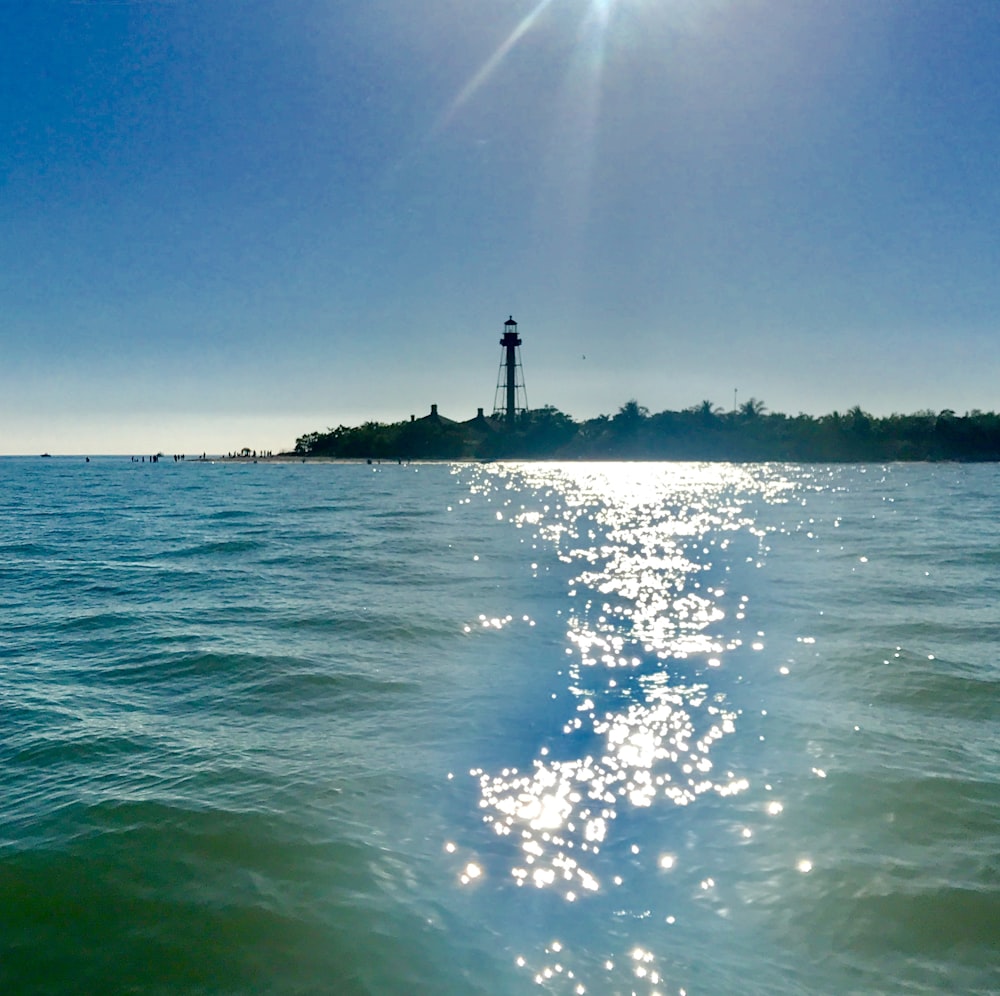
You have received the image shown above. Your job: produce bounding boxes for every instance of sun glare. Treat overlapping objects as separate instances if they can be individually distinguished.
[435,0,557,131]
[435,0,646,131]
[434,0,721,136]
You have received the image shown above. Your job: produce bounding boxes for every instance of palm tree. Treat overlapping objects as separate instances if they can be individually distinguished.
[615,399,649,425]
[739,397,767,419]
[683,400,721,426]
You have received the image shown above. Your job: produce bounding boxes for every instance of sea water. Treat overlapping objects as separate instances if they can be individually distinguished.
[0,457,997,995]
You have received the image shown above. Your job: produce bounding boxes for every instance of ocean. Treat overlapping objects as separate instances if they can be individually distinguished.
[1,457,997,995]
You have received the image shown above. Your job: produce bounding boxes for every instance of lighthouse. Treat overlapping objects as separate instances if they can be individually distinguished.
[493,315,527,426]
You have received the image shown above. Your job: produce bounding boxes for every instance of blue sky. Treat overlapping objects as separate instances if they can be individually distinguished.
[3,0,1000,454]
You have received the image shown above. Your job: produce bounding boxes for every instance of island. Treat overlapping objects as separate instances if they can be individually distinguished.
[292,401,1000,462]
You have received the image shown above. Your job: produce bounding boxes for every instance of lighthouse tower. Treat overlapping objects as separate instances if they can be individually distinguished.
[492,315,527,426]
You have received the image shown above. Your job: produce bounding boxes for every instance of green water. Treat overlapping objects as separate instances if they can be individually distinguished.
[1,458,997,994]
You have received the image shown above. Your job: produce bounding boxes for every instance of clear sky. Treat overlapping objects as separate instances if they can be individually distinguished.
[3,0,1000,454]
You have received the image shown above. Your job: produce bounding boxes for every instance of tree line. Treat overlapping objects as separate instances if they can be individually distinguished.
[293,401,1000,462]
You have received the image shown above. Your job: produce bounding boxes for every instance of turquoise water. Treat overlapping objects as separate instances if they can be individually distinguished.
[1,458,997,994]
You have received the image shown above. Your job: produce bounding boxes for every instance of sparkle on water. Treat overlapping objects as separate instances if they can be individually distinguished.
[450,461,797,991]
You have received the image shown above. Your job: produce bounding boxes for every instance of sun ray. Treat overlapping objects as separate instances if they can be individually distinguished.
[525,0,613,303]
[433,0,558,133]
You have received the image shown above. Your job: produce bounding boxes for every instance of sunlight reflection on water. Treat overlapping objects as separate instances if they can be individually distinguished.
[451,462,795,991]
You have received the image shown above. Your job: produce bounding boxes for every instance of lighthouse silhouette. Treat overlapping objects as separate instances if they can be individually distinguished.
[492,316,527,427]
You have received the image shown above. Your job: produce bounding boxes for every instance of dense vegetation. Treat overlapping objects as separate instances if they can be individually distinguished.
[293,401,1000,462]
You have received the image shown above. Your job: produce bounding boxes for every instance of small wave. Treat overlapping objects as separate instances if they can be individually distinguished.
[248,669,420,714]
[43,609,141,635]
[269,610,456,644]
[861,650,1000,721]
[7,731,149,769]
[0,542,55,558]
[153,539,267,559]
[823,770,1000,848]
[105,648,286,685]
[204,509,257,521]
[834,883,1000,957]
